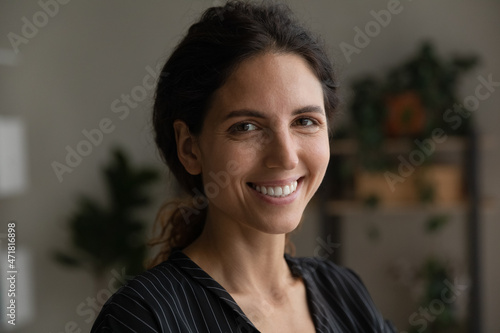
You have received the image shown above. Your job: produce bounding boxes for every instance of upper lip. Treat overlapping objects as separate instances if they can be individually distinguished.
[248,177,301,187]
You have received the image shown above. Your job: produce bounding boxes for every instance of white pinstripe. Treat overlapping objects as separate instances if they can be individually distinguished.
[91,250,396,333]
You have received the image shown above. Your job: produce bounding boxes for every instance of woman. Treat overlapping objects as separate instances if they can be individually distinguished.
[92,1,396,332]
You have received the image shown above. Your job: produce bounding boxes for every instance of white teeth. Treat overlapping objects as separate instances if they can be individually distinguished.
[252,180,299,198]
[283,186,290,196]
[274,187,282,196]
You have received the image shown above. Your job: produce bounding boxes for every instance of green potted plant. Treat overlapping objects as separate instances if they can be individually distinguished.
[348,41,477,205]
[54,148,159,289]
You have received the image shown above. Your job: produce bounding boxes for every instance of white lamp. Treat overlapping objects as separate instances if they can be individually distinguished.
[0,116,28,198]
[0,48,17,67]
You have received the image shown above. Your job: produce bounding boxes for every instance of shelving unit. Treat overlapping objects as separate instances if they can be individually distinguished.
[331,136,468,156]
[319,131,482,332]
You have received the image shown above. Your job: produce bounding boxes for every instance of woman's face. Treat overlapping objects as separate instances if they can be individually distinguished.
[190,52,330,235]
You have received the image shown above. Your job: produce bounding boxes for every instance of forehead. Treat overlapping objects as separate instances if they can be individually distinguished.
[207,52,324,120]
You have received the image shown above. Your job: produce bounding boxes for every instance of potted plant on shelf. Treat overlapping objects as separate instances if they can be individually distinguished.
[348,41,478,206]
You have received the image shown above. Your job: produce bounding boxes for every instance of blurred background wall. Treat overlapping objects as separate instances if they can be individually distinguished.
[0,1,498,332]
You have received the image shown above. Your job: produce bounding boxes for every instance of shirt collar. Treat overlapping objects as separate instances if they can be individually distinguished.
[167,249,317,331]
[168,248,258,330]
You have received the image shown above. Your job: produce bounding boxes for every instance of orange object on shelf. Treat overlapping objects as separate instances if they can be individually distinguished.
[384,91,426,137]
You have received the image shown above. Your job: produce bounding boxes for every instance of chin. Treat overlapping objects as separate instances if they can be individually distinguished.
[261,217,302,235]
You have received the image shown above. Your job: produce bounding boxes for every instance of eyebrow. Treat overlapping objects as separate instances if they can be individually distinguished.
[223,105,325,120]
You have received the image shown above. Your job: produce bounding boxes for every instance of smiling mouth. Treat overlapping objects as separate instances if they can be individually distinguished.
[248,179,299,198]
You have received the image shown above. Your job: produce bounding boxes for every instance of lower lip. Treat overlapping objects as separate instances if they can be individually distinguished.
[248,178,302,206]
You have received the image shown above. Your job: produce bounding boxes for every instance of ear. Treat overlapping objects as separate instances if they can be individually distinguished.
[173,120,202,175]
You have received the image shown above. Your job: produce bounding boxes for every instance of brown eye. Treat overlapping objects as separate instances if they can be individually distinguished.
[295,118,316,127]
[230,122,258,133]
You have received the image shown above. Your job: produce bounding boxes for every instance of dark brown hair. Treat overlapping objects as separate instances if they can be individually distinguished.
[149,0,338,267]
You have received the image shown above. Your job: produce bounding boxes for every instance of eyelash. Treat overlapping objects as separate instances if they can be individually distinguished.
[229,122,259,133]
[293,117,319,127]
[228,117,320,134]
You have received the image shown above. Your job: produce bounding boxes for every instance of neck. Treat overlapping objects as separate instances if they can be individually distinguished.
[182,213,294,296]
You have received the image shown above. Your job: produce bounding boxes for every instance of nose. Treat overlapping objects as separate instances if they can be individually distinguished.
[264,128,299,170]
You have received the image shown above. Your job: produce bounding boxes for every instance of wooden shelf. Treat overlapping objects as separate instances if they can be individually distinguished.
[325,198,495,216]
[331,137,468,155]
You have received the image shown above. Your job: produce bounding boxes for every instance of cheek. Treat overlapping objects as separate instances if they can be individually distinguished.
[200,144,254,186]
[306,135,330,172]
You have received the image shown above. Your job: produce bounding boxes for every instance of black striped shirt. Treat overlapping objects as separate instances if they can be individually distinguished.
[91,249,396,332]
